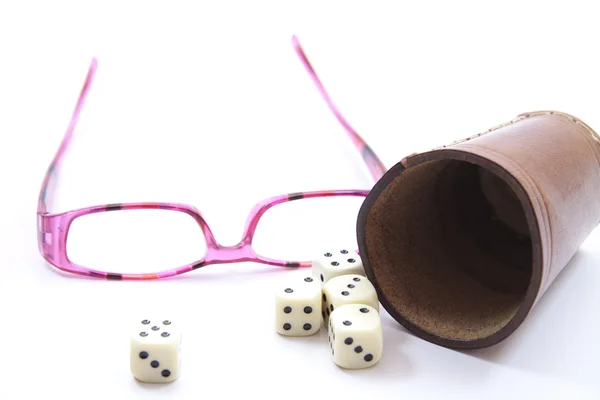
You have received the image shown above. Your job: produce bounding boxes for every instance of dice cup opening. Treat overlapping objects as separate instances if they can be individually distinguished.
[357,150,543,349]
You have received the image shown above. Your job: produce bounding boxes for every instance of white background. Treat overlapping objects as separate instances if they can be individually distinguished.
[1,1,600,399]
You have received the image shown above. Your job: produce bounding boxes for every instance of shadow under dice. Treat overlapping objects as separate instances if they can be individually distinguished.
[312,248,365,285]
[328,304,382,369]
[130,319,181,383]
[322,274,378,324]
[276,276,322,336]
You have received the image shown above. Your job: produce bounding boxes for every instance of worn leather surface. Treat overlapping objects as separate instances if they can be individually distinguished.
[357,111,600,349]
[445,111,600,300]
[442,111,600,297]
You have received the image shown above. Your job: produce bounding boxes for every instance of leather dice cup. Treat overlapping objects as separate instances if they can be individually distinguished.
[356,111,600,349]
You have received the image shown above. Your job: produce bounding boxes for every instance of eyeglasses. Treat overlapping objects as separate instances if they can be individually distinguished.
[36,35,387,280]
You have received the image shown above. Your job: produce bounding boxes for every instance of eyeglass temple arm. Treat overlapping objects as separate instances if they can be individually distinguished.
[37,37,384,214]
[37,58,97,214]
[291,35,387,182]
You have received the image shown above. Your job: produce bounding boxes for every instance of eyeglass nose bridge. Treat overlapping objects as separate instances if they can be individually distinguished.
[202,240,258,264]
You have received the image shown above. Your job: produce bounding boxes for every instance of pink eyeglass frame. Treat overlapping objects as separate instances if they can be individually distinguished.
[36,35,387,280]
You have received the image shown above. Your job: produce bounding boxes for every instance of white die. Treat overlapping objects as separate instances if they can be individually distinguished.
[322,274,378,324]
[328,304,382,369]
[130,318,181,383]
[275,275,322,336]
[312,248,365,285]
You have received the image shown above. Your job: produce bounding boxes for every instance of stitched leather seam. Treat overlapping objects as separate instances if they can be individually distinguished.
[457,143,552,297]
[433,110,600,151]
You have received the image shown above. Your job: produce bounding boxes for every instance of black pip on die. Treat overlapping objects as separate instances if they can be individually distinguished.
[328,304,382,369]
[131,319,181,383]
[276,276,322,336]
[312,249,365,285]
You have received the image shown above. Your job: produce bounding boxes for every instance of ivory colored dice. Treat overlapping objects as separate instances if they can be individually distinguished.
[322,274,378,324]
[328,304,382,369]
[130,318,182,383]
[312,249,365,285]
[275,276,322,336]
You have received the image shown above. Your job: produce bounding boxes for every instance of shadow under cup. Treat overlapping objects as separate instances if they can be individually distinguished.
[357,111,600,349]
